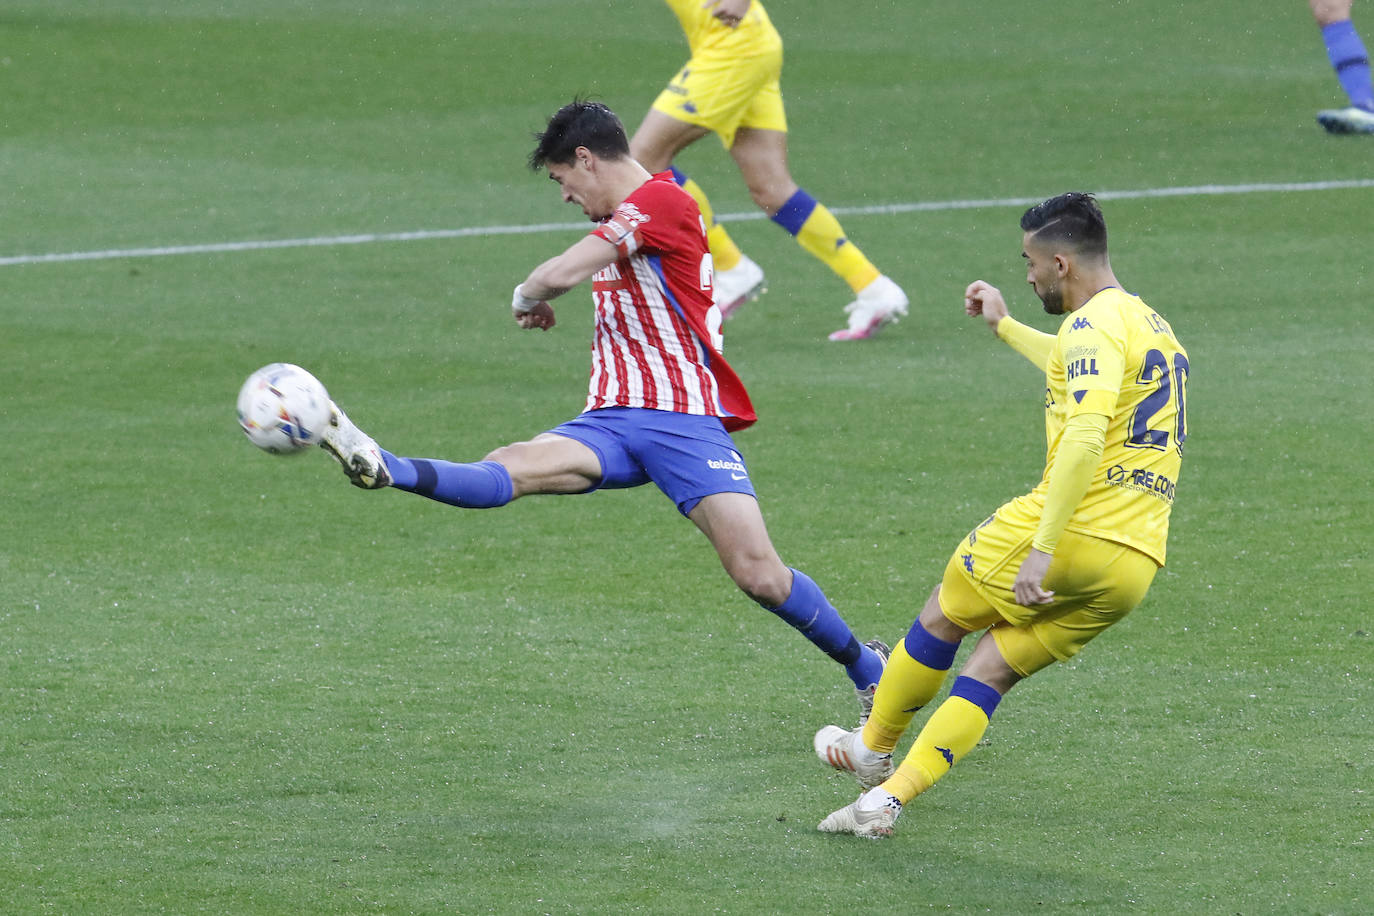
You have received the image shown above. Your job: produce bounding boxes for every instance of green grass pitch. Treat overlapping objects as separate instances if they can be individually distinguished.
[2,1,1370,912]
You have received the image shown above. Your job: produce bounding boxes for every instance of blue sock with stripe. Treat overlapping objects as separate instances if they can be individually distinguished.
[1323,20,1374,110]
[381,451,513,508]
[766,568,883,689]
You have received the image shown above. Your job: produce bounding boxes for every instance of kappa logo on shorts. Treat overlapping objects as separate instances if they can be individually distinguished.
[961,553,975,574]
[706,450,748,481]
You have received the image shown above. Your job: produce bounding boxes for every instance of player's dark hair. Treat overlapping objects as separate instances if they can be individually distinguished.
[528,100,631,170]
[1020,192,1108,257]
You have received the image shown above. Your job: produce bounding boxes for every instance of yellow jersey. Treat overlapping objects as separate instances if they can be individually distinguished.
[663,0,782,56]
[1007,288,1189,565]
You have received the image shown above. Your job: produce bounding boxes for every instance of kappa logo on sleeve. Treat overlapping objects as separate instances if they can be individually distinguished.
[1071,317,1094,331]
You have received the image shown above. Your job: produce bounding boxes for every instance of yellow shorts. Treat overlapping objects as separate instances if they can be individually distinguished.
[938,512,1159,677]
[650,48,787,149]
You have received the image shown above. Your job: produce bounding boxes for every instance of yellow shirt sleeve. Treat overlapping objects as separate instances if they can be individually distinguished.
[996,316,1055,370]
[1033,411,1109,554]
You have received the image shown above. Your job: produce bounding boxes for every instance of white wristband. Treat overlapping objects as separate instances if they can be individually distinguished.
[512,284,542,315]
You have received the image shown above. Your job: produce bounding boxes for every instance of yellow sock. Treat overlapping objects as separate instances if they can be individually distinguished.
[862,637,952,753]
[772,189,879,293]
[707,224,742,272]
[670,168,742,272]
[883,677,1002,805]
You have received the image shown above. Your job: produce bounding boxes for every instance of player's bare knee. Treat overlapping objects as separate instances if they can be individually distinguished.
[729,559,790,606]
[1310,0,1352,26]
[961,638,1022,694]
[920,585,944,618]
[918,587,967,642]
[748,182,791,214]
[482,444,515,464]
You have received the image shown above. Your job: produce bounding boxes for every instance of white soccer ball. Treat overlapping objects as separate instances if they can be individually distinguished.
[236,363,332,455]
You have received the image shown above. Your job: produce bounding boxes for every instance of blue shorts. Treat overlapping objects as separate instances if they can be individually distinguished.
[547,407,757,516]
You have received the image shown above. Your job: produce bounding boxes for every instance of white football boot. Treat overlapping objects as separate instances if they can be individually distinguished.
[713,254,766,319]
[817,790,903,839]
[828,275,909,341]
[814,724,894,791]
[1316,105,1374,134]
[320,401,391,489]
[856,638,891,726]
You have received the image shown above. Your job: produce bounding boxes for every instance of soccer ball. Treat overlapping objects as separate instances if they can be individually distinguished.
[236,363,332,455]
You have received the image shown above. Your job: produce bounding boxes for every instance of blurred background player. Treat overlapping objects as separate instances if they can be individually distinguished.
[1311,0,1374,133]
[811,194,1190,838]
[629,0,909,340]
[319,101,887,727]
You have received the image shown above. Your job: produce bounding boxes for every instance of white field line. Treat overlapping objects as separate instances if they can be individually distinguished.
[2,178,1371,268]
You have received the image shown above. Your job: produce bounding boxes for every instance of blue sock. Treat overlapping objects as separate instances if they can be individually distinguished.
[1323,20,1374,110]
[765,569,883,689]
[381,451,513,509]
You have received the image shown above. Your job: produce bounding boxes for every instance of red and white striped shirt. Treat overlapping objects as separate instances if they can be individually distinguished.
[586,173,756,431]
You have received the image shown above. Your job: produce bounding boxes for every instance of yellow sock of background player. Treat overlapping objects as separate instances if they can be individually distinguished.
[883,676,1002,804]
[668,166,742,272]
[771,188,880,293]
[862,621,961,753]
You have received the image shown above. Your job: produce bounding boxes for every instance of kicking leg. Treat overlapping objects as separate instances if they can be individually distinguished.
[383,433,602,507]
[322,399,601,507]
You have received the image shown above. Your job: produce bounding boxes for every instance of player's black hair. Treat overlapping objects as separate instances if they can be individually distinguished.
[528,99,631,171]
[1020,192,1108,257]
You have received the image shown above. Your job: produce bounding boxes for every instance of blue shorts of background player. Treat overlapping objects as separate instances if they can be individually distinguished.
[323,402,887,715]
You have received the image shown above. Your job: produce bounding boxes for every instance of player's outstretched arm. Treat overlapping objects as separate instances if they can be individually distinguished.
[966,280,1054,369]
[964,280,1009,330]
[524,235,619,298]
[511,285,556,330]
[513,235,620,330]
